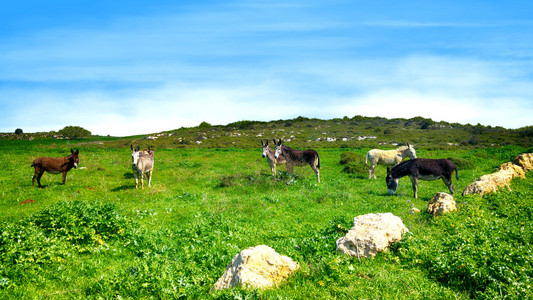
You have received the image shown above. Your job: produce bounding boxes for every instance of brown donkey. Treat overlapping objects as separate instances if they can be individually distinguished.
[274,139,320,183]
[31,149,80,188]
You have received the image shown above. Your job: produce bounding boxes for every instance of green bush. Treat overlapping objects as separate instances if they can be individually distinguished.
[446,157,475,170]
[58,126,91,139]
[339,152,367,177]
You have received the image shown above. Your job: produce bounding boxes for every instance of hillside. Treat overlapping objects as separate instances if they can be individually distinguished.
[2,115,532,150]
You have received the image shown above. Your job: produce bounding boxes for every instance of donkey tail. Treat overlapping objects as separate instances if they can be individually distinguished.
[365,152,368,166]
[455,167,459,180]
[316,154,321,170]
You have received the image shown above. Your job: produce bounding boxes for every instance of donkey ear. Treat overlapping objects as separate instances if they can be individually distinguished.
[130,144,134,150]
[136,146,140,151]
[261,140,264,146]
[70,149,74,154]
[74,149,79,155]
[386,167,391,174]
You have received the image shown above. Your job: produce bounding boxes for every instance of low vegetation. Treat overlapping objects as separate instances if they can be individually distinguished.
[0,117,532,299]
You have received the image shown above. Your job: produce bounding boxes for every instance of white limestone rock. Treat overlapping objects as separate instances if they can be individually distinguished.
[212,245,299,291]
[336,213,409,258]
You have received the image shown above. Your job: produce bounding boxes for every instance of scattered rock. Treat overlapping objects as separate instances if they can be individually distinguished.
[427,193,456,216]
[462,154,533,196]
[513,153,533,172]
[409,207,420,214]
[336,213,409,258]
[212,245,299,291]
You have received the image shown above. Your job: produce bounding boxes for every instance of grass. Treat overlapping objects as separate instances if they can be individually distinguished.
[0,138,531,299]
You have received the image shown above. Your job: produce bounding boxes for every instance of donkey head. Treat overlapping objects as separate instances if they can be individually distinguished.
[274,139,283,159]
[130,145,141,167]
[70,149,80,169]
[261,140,270,158]
[405,143,417,159]
[386,167,399,195]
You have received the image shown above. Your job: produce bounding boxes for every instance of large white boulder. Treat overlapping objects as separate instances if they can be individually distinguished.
[336,213,408,258]
[212,245,299,291]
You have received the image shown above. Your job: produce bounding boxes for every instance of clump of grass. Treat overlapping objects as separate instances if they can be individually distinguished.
[447,157,475,170]
[339,152,367,177]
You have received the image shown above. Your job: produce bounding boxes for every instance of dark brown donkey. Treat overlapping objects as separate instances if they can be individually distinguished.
[386,158,458,198]
[274,139,320,183]
[31,149,80,188]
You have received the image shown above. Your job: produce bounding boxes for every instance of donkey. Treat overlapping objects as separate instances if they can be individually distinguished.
[274,139,320,183]
[386,158,459,199]
[31,149,80,188]
[131,145,154,189]
[261,140,286,176]
[365,143,417,179]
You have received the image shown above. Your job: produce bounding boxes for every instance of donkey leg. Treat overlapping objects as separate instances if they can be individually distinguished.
[147,170,152,187]
[368,164,375,179]
[32,170,38,187]
[312,166,320,183]
[37,172,45,188]
[62,171,67,185]
[443,177,454,195]
[134,173,139,189]
[287,164,294,174]
[410,176,418,198]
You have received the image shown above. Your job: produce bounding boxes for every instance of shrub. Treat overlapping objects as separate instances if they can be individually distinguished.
[58,126,91,139]
[339,152,367,177]
[198,121,212,129]
[29,200,130,246]
[446,157,475,170]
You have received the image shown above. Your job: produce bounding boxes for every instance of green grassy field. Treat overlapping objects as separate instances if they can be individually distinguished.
[0,138,531,299]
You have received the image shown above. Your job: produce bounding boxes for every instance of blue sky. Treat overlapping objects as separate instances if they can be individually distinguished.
[1,1,532,136]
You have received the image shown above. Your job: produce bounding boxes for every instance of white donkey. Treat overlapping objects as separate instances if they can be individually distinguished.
[365,143,416,179]
[261,140,286,176]
[131,145,154,189]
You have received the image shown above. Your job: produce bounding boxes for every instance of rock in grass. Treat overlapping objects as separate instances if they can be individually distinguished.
[513,153,533,172]
[427,192,456,216]
[336,213,408,258]
[212,245,299,291]
[462,161,526,196]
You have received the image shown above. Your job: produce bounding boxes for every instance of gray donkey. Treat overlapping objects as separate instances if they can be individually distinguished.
[131,145,154,189]
[261,139,286,176]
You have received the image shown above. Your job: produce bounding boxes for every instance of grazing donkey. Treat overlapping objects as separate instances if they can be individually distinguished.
[131,145,154,189]
[31,149,79,188]
[261,140,286,176]
[274,139,320,183]
[365,143,417,179]
[386,158,459,199]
